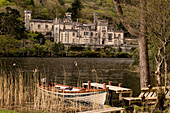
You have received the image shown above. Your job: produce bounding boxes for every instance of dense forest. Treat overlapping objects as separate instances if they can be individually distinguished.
[0,0,169,59]
[0,0,136,57]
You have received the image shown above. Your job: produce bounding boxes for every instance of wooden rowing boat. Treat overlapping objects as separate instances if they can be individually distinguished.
[36,83,108,105]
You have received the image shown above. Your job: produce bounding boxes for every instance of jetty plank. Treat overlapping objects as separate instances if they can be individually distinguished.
[78,107,125,113]
[83,82,132,101]
[82,83,132,92]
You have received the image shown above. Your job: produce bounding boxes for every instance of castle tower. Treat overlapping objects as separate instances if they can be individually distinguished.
[93,12,98,24]
[24,10,32,30]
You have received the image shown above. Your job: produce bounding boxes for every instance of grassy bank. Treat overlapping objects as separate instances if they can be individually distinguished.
[0,109,19,113]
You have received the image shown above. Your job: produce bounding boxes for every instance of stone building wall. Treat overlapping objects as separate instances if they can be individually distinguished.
[24,10,125,46]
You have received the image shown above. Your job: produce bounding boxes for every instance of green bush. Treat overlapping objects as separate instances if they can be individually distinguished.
[115,52,131,58]
[69,45,85,51]
[118,46,122,52]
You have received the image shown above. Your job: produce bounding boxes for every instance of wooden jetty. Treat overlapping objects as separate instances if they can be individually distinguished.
[82,82,132,101]
[78,107,125,113]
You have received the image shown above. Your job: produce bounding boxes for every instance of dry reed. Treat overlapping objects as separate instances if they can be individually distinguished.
[0,63,101,113]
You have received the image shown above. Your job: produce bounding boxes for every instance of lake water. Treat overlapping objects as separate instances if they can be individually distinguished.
[0,57,140,96]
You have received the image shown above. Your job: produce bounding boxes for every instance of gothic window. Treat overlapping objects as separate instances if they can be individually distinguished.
[102,27,105,30]
[73,32,75,37]
[56,27,58,31]
[65,37,67,42]
[102,33,106,38]
[118,34,121,38]
[61,33,63,42]
[45,25,48,29]
[38,24,41,29]
[84,32,89,36]
[96,33,98,37]
[108,33,112,42]
[73,38,75,43]
[56,33,58,38]
[65,33,67,42]
[102,27,106,32]
[114,40,117,45]
[31,24,33,28]
[91,32,93,37]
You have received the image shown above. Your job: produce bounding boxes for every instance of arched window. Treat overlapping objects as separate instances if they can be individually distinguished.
[45,25,48,29]
[73,38,75,43]
[38,24,41,29]
[118,34,121,38]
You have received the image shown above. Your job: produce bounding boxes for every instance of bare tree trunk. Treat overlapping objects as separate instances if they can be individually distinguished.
[155,47,164,110]
[138,37,150,88]
[139,0,150,88]
[113,0,150,88]
[164,44,168,87]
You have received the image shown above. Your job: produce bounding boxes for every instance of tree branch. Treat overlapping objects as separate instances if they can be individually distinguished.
[112,0,140,37]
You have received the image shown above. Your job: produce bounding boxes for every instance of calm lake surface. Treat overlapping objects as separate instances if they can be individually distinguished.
[0,57,140,96]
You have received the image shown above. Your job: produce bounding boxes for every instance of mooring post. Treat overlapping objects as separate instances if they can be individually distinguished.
[108,81,113,106]
[88,81,91,89]
[119,83,122,87]
[119,83,123,101]
[103,83,106,89]
[109,81,112,85]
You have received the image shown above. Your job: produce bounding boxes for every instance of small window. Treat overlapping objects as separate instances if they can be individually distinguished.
[65,37,67,42]
[91,32,93,36]
[73,38,75,43]
[118,34,121,38]
[65,33,67,37]
[108,33,112,41]
[31,24,33,27]
[52,25,54,30]
[56,27,58,31]
[114,40,117,45]
[61,38,63,42]
[38,24,41,29]
[102,33,106,38]
[45,25,48,29]
[86,32,89,36]
[56,33,58,38]
[73,32,75,37]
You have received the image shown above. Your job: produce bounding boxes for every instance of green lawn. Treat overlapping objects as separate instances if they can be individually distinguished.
[0,109,19,113]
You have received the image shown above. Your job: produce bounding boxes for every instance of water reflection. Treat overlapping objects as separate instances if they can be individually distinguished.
[0,57,140,96]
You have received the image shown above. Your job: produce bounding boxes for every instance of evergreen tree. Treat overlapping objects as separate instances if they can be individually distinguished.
[30,0,34,6]
[71,0,83,21]
[0,7,25,39]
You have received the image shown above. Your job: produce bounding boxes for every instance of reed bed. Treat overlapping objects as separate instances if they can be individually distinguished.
[0,63,101,113]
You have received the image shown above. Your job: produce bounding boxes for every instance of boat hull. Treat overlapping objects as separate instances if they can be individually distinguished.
[37,86,107,105]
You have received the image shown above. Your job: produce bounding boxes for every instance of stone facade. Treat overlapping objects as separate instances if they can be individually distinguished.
[24,10,124,46]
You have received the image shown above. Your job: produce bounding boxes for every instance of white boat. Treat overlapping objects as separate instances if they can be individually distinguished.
[36,83,108,105]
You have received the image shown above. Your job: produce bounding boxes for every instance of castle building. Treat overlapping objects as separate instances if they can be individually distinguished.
[24,10,124,46]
